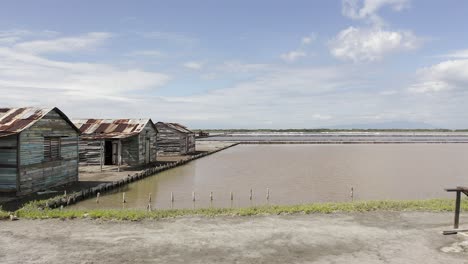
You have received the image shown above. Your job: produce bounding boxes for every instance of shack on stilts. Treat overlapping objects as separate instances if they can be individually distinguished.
[73,119,158,169]
[155,122,196,156]
[0,107,80,196]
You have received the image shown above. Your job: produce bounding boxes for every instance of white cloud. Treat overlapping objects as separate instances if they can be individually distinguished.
[442,49,468,59]
[280,50,306,62]
[302,37,313,45]
[329,26,419,62]
[409,59,468,93]
[342,0,410,25]
[0,32,169,100]
[200,61,270,80]
[13,32,111,54]
[183,61,203,70]
[126,50,165,57]
[141,31,198,45]
[301,34,316,45]
[0,29,58,44]
[221,61,270,73]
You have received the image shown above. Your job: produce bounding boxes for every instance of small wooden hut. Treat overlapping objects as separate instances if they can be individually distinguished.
[0,107,80,196]
[155,122,195,155]
[73,119,158,167]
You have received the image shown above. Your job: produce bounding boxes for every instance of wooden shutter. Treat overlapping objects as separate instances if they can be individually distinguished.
[51,138,60,160]
[44,137,51,159]
[44,137,61,161]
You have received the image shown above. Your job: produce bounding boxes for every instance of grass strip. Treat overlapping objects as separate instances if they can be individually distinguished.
[0,207,10,220]
[10,198,468,221]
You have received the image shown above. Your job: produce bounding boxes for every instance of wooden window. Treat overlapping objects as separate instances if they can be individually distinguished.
[44,137,61,161]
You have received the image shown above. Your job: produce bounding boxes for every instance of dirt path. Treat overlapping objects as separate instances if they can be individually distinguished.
[0,212,467,263]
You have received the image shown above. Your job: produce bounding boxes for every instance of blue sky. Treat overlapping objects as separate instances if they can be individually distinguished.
[1,0,468,128]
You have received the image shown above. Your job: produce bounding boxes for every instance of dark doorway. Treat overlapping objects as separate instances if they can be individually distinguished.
[104,141,113,165]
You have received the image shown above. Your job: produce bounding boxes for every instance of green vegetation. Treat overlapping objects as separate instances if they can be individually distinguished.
[0,207,10,220]
[11,198,468,221]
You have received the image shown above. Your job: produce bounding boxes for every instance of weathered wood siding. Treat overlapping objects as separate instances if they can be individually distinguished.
[137,122,158,164]
[79,132,156,166]
[78,138,139,166]
[0,135,18,191]
[18,110,79,195]
[156,124,195,155]
[78,139,102,165]
[187,134,196,153]
[121,136,139,166]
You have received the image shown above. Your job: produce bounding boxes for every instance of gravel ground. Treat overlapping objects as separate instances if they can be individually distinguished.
[0,212,467,264]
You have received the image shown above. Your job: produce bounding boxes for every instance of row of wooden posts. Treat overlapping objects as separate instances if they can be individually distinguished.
[95,188,272,204]
[93,186,355,208]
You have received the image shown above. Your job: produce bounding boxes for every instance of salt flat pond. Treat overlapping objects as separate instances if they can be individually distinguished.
[70,144,468,210]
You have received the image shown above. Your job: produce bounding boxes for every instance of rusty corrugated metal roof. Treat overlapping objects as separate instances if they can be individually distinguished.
[0,107,80,138]
[156,122,194,134]
[73,119,156,139]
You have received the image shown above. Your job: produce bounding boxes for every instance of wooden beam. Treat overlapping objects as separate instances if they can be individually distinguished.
[0,146,17,150]
[0,164,17,168]
[454,191,461,229]
[443,229,468,235]
[16,132,20,193]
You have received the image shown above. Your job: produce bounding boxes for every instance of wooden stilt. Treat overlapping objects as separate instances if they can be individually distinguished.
[454,191,461,229]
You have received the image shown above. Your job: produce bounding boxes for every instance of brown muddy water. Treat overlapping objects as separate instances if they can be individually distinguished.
[70,144,468,210]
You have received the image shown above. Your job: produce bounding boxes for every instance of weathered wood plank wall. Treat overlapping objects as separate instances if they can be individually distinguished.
[137,122,158,164]
[78,140,102,165]
[18,110,79,195]
[79,125,157,166]
[0,135,18,191]
[156,123,195,155]
[121,136,139,166]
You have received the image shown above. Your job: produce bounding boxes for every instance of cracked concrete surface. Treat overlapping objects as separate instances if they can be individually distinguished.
[0,212,467,264]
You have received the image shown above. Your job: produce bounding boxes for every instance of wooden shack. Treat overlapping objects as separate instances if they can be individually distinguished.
[155,122,195,155]
[73,119,158,167]
[0,107,80,196]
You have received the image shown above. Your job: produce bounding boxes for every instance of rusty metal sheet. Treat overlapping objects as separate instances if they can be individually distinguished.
[0,107,80,138]
[73,119,155,139]
[157,122,194,134]
[0,107,51,137]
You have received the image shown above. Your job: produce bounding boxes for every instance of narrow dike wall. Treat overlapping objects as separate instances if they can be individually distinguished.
[45,143,239,209]
[239,141,468,144]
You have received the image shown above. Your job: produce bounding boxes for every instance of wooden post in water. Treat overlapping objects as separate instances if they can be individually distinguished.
[249,189,253,200]
[171,192,174,202]
[122,192,126,203]
[350,187,354,202]
[266,188,270,201]
[148,193,152,203]
[192,191,196,202]
[96,192,100,204]
[230,191,234,201]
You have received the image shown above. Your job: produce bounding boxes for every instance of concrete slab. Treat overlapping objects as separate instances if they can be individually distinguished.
[0,212,467,263]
